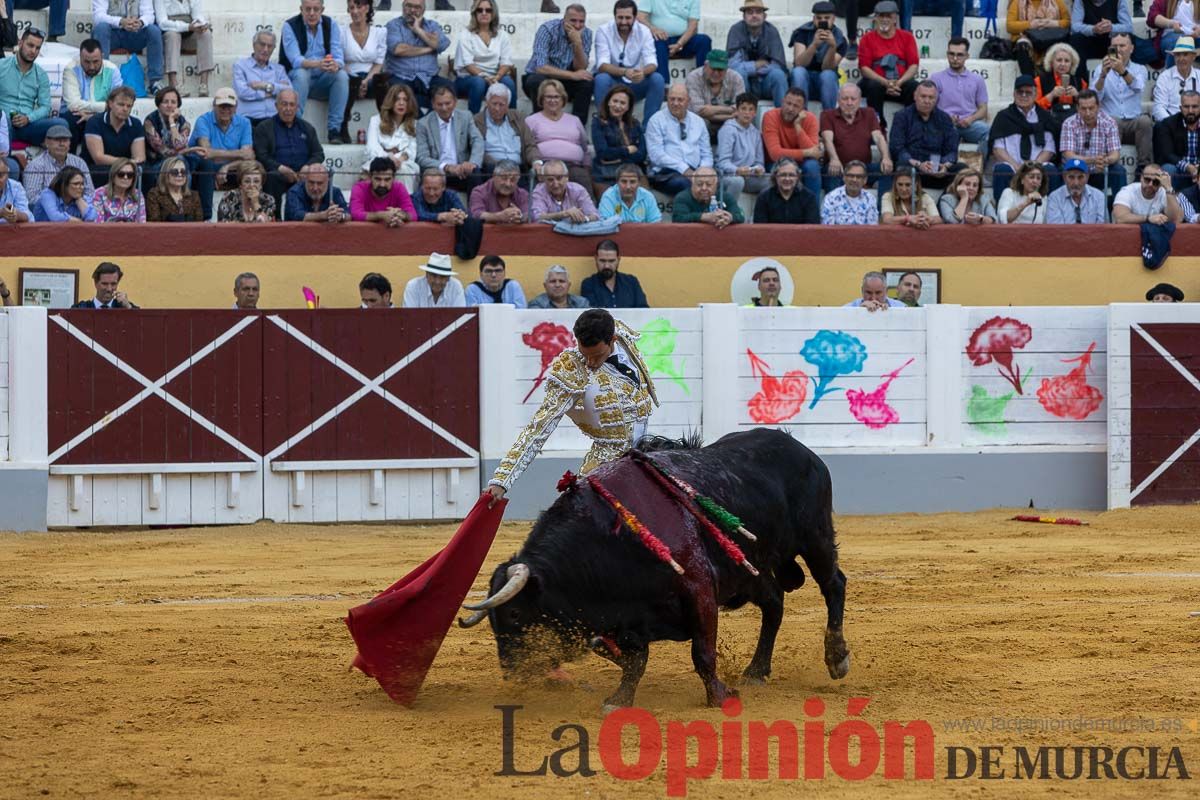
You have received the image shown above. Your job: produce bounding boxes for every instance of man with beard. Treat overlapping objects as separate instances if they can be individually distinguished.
[61,39,124,151]
[855,2,918,126]
[486,307,658,504]
[284,162,348,222]
[987,75,1058,202]
[350,157,417,225]
[894,271,922,307]
[0,29,58,146]
[1154,90,1200,191]
[465,255,528,307]
[1046,158,1109,223]
[580,239,649,308]
[527,264,590,309]
[594,0,665,122]
[725,0,788,107]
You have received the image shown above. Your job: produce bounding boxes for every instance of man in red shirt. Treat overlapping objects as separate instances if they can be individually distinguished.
[761,86,823,196]
[855,1,918,130]
[820,82,893,193]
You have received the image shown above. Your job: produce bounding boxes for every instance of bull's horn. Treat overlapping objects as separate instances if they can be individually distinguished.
[457,610,489,628]
[462,563,530,611]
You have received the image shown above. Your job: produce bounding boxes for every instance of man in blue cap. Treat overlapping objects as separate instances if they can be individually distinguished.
[1046,158,1108,224]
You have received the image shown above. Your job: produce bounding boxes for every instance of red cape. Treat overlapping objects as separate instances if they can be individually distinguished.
[345,494,506,705]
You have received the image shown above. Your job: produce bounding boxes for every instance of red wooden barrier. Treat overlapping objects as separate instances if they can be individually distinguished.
[1130,323,1200,506]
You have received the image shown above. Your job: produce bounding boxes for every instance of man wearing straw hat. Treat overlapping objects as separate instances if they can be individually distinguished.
[402,252,466,307]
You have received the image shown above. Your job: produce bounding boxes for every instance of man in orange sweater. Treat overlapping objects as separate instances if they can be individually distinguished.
[762,86,823,197]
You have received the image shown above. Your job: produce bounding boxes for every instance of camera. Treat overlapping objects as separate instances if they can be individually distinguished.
[817,20,831,30]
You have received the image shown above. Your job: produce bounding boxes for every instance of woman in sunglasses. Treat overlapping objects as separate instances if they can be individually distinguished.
[453,0,516,113]
[92,158,147,222]
[146,156,204,221]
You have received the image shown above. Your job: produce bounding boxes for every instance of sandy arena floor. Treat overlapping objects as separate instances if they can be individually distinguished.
[1,506,1198,799]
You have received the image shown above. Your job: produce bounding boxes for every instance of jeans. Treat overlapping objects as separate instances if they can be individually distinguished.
[796,156,823,198]
[653,34,712,84]
[454,74,517,114]
[8,115,61,147]
[594,72,666,121]
[5,0,68,38]
[291,68,351,132]
[93,23,165,83]
[957,119,990,145]
[731,62,788,107]
[992,161,1060,202]
[649,168,692,196]
[905,0,965,39]
[791,68,840,110]
[1162,163,1195,192]
[720,172,770,201]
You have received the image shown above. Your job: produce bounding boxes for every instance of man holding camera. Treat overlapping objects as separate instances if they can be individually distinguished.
[788,1,846,112]
[1091,32,1152,170]
[1112,164,1183,225]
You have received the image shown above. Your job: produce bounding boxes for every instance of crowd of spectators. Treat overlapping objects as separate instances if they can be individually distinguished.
[0,0,1196,229]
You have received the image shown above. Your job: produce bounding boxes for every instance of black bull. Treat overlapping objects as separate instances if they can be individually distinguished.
[463,429,850,708]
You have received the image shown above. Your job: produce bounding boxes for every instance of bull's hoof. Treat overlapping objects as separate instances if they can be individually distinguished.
[705,682,739,707]
[826,652,851,680]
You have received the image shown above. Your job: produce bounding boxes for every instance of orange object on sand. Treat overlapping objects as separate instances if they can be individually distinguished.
[1010,515,1087,526]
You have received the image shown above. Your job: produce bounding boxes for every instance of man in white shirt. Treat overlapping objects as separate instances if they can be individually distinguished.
[1112,164,1184,224]
[594,0,665,121]
[402,252,467,308]
[844,271,905,311]
[1153,37,1199,122]
[645,82,712,195]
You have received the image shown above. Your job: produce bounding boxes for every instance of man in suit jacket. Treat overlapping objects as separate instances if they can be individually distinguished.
[472,83,541,175]
[252,89,326,217]
[416,84,485,191]
[72,262,140,309]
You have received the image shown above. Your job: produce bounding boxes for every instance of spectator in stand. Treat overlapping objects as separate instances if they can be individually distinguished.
[527,264,590,309]
[845,270,905,310]
[639,0,711,85]
[988,75,1058,202]
[23,124,94,202]
[0,159,31,224]
[1092,32,1153,171]
[1027,42,1087,137]
[342,0,388,139]
[821,159,879,224]
[0,30,58,147]
[91,0,165,94]
[1151,0,1200,67]
[997,160,1050,223]
[60,39,123,152]
[788,1,845,112]
[91,156,146,222]
[1154,38,1199,122]
[0,109,16,178]
[73,262,139,308]
[1010,0,1071,75]
[893,270,922,306]
[284,162,348,222]
[592,84,648,192]
[413,167,469,224]
[1112,163,1184,223]
[930,38,989,146]
[217,160,275,222]
[753,157,819,223]
[233,272,260,309]
[233,31,294,128]
[761,87,823,198]
[34,166,99,222]
[416,84,485,192]
[1069,0,1131,62]
[351,156,417,224]
[1155,89,1200,188]
[880,168,941,228]
[142,86,210,215]
[717,92,768,201]
[527,79,594,192]
[936,167,997,223]
[1060,88,1125,196]
[384,0,451,112]
[281,0,351,143]
[190,88,254,198]
[403,252,467,309]
[253,89,325,215]
[672,165,744,225]
[523,5,595,122]
[821,83,892,193]
[465,254,527,306]
[686,50,744,140]
[469,158,529,222]
[474,83,540,177]
[145,155,204,221]
[888,80,964,190]
[365,83,420,187]
[1046,157,1109,222]
[3,0,67,44]
[594,0,665,123]
[156,0,214,96]
[453,0,516,114]
[726,0,788,107]
[1146,282,1184,301]
[581,239,649,308]
[856,1,918,128]
[598,163,662,221]
[84,86,146,189]
[360,272,394,307]
[532,158,599,223]
[646,82,712,195]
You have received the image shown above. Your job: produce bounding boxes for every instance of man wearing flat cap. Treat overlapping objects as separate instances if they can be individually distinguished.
[402,252,467,308]
[788,1,846,111]
[987,74,1058,202]
[1146,283,1184,302]
[856,1,919,127]
[686,50,745,139]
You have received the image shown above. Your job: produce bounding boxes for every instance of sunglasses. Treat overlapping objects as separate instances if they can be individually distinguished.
[167,168,187,177]
[25,27,46,39]
[115,170,135,179]
[474,6,493,12]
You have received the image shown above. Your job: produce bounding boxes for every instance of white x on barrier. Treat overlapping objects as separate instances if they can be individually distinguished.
[1128,322,1200,502]
[264,313,479,462]
[48,315,262,465]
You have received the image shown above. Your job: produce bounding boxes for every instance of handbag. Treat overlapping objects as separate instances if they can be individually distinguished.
[120,56,148,98]
[1025,27,1069,51]
[0,6,17,52]
[977,0,1014,61]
